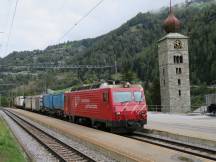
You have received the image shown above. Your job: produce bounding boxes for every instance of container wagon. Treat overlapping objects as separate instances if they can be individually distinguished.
[42,93,64,116]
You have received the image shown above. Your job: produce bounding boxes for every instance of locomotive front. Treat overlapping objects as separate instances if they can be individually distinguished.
[110,85,147,133]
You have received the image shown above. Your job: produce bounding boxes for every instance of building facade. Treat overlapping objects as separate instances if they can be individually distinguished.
[158,33,191,113]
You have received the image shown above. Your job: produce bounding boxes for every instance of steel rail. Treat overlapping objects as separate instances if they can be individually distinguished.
[127,131,216,161]
[4,109,96,162]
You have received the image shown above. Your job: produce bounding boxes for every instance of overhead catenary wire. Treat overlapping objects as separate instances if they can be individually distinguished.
[57,0,105,43]
[0,64,113,70]
[5,0,19,55]
[0,1,13,54]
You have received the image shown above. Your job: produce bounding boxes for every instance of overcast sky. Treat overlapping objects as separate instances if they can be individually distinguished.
[0,0,185,58]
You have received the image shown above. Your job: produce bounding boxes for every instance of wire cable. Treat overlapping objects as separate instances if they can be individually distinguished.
[57,0,104,43]
[5,0,19,55]
[0,0,12,55]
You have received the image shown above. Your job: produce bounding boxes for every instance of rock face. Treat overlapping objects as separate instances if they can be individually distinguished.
[158,33,191,113]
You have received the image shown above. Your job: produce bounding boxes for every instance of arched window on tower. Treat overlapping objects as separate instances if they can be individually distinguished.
[174,56,183,64]
[174,56,176,63]
[177,56,180,63]
[180,56,183,63]
[176,68,182,74]
[178,79,181,85]
[179,68,182,74]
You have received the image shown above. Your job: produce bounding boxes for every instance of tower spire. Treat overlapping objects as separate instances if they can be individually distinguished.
[163,0,181,33]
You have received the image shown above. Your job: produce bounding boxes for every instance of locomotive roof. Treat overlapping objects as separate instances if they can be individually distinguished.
[70,82,143,92]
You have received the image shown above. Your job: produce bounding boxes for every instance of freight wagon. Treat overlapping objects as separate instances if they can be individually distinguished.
[43,94,53,109]
[52,93,64,110]
[24,96,32,110]
[42,93,64,113]
[64,83,147,133]
[205,93,216,114]
[14,96,24,108]
[31,95,42,111]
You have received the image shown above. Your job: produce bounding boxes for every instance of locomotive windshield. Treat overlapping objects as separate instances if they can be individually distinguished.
[134,91,144,102]
[113,92,132,103]
[113,91,144,103]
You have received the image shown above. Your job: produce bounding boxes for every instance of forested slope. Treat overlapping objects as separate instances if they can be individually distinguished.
[0,0,216,106]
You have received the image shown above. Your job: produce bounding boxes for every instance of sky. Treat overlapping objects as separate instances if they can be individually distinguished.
[0,0,185,58]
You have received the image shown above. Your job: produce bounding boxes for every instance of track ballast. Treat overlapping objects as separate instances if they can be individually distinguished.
[127,131,216,161]
[4,109,96,162]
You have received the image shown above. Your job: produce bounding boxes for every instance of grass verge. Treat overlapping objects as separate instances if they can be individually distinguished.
[0,116,27,162]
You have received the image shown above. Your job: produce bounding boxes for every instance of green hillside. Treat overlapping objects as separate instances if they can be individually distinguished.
[0,0,216,107]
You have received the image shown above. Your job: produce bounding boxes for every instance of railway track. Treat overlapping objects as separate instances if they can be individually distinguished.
[127,131,216,161]
[3,109,96,162]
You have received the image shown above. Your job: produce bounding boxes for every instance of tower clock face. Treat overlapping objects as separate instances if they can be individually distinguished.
[174,40,183,49]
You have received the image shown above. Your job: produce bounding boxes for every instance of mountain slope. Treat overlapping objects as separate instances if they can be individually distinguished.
[0,0,216,106]
[1,0,216,84]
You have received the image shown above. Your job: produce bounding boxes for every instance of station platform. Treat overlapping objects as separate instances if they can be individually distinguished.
[7,108,214,162]
[146,112,216,144]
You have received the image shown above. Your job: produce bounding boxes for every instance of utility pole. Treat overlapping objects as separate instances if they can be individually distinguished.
[114,54,118,75]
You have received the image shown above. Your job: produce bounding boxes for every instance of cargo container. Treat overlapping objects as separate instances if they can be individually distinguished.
[25,96,32,110]
[42,93,64,110]
[32,95,42,111]
[52,93,64,110]
[14,96,24,108]
[42,94,53,109]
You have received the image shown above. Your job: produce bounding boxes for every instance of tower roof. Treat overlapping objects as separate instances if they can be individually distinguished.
[163,0,181,33]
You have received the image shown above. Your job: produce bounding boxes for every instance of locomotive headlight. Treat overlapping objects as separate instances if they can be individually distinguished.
[140,111,145,115]
[139,111,146,117]
[116,112,121,116]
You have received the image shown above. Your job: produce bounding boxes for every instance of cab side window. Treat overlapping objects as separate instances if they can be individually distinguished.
[103,92,109,102]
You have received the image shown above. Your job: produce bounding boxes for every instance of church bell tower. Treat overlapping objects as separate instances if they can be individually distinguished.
[158,0,191,113]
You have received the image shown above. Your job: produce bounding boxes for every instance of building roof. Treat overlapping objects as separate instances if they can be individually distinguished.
[163,0,181,33]
[158,33,188,42]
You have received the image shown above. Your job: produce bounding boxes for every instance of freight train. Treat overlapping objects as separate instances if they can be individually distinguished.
[14,82,147,133]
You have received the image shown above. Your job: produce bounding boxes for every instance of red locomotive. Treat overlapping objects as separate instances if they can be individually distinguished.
[64,82,147,133]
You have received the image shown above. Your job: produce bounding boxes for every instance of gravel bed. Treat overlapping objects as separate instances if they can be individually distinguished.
[0,110,58,162]
[11,111,116,162]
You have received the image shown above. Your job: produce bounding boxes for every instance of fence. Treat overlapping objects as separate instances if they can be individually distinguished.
[147,105,207,114]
